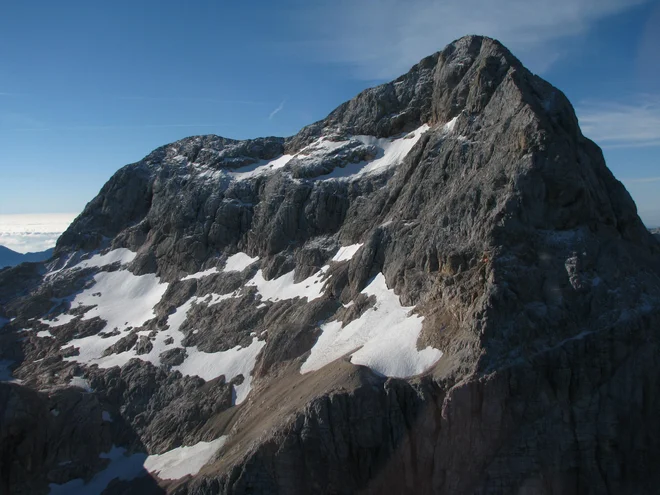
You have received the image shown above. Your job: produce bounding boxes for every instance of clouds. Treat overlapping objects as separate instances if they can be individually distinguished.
[0,213,77,253]
[623,177,660,184]
[1,122,231,133]
[639,209,660,228]
[269,100,286,120]
[577,97,660,148]
[0,233,63,254]
[291,0,647,78]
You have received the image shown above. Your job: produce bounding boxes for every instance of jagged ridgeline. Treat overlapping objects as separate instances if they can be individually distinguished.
[2,35,660,495]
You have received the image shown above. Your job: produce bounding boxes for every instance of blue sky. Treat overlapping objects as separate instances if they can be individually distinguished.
[1,0,659,229]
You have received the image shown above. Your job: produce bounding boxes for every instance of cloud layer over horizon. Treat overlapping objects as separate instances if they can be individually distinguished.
[0,213,77,253]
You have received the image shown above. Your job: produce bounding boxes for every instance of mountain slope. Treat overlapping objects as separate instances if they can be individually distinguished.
[1,35,660,495]
[0,245,53,269]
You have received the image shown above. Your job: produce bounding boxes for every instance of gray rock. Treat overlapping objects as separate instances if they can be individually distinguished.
[135,336,153,355]
[159,347,186,367]
[1,35,660,495]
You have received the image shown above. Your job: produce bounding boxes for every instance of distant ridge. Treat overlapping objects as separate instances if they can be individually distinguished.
[0,245,53,269]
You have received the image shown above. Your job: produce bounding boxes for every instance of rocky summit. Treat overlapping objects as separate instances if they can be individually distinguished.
[2,35,660,495]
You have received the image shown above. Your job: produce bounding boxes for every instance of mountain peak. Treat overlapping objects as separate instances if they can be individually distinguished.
[3,36,660,495]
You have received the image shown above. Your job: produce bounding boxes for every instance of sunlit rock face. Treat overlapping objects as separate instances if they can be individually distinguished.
[2,35,660,495]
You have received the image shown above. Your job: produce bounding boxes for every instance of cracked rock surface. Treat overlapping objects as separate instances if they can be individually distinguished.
[1,36,660,495]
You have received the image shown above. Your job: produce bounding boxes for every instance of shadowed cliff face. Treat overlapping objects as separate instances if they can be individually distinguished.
[1,36,660,495]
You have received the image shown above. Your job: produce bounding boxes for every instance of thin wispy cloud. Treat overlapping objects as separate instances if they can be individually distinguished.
[0,112,47,129]
[290,0,648,79]
[269,100,286,120]
[3,123,231,132]
[640,210,660,228]
[622,177,660,184]
[578,97,660,148]
[115,96,267,105]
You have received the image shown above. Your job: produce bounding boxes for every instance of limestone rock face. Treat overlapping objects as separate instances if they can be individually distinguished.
[1,36,660,495]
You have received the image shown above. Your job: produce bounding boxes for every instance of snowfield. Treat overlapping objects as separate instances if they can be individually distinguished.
[35,244,436,409]
[182,123,431,185]
[246,267,328,303]
[297,124,430,181]
[301,273,442,377]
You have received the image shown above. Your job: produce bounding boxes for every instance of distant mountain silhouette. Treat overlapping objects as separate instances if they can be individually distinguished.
[0,245,53,268]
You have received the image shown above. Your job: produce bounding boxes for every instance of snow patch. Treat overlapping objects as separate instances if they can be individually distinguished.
[69,377,92,392]
[319,124,430,180]
[223,252,259,272]
[102,411,112,422]
[40,313,76,327]
[174,338,265,404]
[143,436,227,480]
[229,154,293,180]
[205,291,240,307]
[301,273,442,377]
[75,248,137,270]
[84,289,262,404]
[51,269,167,365]
[443,116,459,133]
[182,267,219,281]
[247,267,328,303]
[332,243,363,262]
[45,248,136,279]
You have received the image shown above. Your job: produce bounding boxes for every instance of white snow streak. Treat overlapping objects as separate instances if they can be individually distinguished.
[46,248,136,279]
[174,338,265,404]
[443,116,459,133]
[182,267,219,280]
[332,243,363,262]
[181,252,257,280]
[143,437,227,480]
[301,273,442,377]
[223,252,259,272]
[229,154,294,180]
[75,248,137,270]
[246,267,328,303]
[318,124,430,180]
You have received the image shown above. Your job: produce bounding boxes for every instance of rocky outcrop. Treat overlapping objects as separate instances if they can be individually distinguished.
[1,35,659,494]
